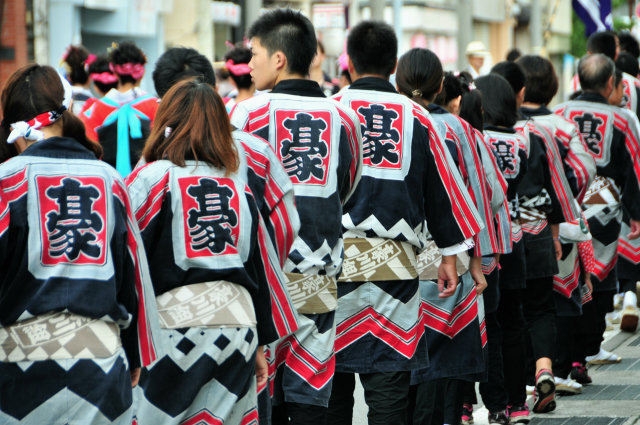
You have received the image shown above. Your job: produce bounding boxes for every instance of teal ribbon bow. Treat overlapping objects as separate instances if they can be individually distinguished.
[101,95,152,177]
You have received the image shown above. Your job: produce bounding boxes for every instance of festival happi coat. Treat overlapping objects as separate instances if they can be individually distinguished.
[615,110,640,288]
[332,77,483,374]
[408,105,506,384]
[0,137,162,425]
[230,78,363,408]
[80,88,159,177]
[514,118,581,279]
[125,147,300,424]
[519,106,597,314]
[555,93,640,292]
[571,73,640,117]
[483,126,530,289]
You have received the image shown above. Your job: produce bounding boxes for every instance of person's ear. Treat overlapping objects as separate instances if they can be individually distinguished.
[274,51,286,72]
[518,86,525,101]
[437,79,443,95]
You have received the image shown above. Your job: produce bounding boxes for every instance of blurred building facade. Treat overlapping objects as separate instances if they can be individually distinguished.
[1,0,572,98]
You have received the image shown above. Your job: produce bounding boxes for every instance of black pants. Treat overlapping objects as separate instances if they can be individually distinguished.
[523,276,557,362]
[272,402,326,425]
[497,288,527,406]
[478,312,509,412]
[619,278,636,294]
[408,378,465,425]
[586,290,615,355]
[575,298,600,361]
[327,371,410,425]
[553,315,576,379]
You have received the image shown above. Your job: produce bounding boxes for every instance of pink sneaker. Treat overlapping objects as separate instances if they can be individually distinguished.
[462,405,474,425]
[532,369,556,413]
[507,403,530,424]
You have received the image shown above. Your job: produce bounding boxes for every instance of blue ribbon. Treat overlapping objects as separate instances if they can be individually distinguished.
[101,95,152,177]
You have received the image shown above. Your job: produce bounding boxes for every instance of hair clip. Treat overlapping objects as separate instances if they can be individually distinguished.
[468,82,476,91]
[454,71,461,77]
[412,89,422,97]
[164,127,172,138]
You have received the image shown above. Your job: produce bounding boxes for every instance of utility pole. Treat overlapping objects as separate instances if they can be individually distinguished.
[457,0,473,70]
[371,0,384,20]
[530,0,543,54]
[245,0,263,31]
[393,0,402,51]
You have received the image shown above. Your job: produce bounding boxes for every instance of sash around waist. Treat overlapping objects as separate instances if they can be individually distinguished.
[0,311,122,362]
[285,273,337,314]
[339,237,418,282]
[156,281,256,329]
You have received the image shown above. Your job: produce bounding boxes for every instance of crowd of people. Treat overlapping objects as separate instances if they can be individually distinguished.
[1,9,640,425]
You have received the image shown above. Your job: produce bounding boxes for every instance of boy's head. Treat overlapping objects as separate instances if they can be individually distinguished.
[609,67,625,106]
[587,31,618,61]
[247,8,317,90]
[490,60,526,107]
[516,55,559,106]
[153,47,216,98]
[616,51,640,78]
[347,20,397,80]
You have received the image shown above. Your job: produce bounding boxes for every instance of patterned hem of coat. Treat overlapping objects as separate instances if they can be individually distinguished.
[0,348,133,425]
[266,311,336,408]
[335,279,429,374]
[134,326,258,425]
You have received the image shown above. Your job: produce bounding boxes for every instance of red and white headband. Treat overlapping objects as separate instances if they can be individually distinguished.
[4,73,73,144]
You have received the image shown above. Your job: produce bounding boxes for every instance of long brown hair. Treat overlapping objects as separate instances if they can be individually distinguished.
[142,76,238,173]
[0,64,102,162]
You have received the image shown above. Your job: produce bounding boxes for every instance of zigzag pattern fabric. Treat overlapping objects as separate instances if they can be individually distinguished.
[555,94,640,291]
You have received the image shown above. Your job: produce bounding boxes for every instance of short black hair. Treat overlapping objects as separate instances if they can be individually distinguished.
[459,90,483,132]
[506,48,522,62]
[618,31,640,58]
[223,45,253,90]
[490,61,526,95]
[110,41,147,84]
[616,51,639,77]
[435,72,465,106]
[570,89,583,100]
[247,8,317,76]
[153,47,216,98]
[517,55,559,105]
[578,53,615,92]
[88,54,118,94]
[347,20,397,78]
[587,31,617,60]
[474,74,518,128]
[614,66,624,87]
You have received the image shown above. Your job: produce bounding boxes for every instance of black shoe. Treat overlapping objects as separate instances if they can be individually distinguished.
[570,362,592,385]
[488,411,510,424]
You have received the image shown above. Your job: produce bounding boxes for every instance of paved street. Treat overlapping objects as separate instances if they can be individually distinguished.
[351,322,640,424]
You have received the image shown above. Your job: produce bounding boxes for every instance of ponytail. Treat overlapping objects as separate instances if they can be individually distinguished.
[60,111,103,159]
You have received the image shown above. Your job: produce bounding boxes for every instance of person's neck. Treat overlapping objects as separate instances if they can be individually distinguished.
[272,72,306,87]
[351,73,388,82]
[584,89,610,99]
[235,87,256,103]
[73,83,90,89]
[118,82,138,93]
[309,67,324,86]
[521,102,542,109]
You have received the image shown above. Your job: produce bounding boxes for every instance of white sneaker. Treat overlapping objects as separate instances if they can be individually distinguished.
[621,291,639,332]
[614,293,624,310]
[586,348,622,365]
[554,377,582,394]
[526,385,534,395]
[606,312,621,325]
[606,319,614,331]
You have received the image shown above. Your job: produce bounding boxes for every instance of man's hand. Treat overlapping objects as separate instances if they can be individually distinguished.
[130,368,141,388]
[554,239,562,261]
[256,346,268,389]
[469,256,488,295]
[438,255,459,298]
[629,219,640,240]
[584,272,593,294]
